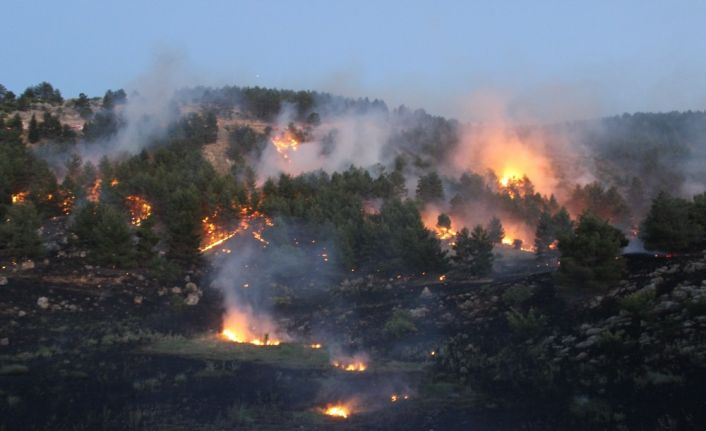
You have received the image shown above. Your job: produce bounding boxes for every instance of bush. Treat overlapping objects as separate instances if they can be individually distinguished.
[383,309,417,339]
[619,288,656,316]
[506,307,547,339]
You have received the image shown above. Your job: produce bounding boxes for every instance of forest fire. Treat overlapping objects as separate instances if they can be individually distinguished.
[321,403,352,419]
[61,193,75,215]
[125,195,152,226]
[11,192,28,204]
[200,209,273,252]
[271,131,299,161]
[221,328,281,346]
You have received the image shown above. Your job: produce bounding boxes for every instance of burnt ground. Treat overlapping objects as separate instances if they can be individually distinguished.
[1,252,705,430]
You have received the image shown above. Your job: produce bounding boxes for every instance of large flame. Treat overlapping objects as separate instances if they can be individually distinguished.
[220,306,283,346]
[271,131,300,162]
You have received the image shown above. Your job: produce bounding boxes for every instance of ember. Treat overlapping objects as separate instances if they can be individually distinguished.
[87,179,102,202]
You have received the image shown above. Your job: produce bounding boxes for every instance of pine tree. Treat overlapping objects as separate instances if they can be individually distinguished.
[486,216,505,244]
[28,114,39,143]
[0,202,43,258]
[452,225,494,277]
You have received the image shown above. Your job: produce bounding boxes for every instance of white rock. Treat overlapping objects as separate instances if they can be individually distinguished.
[171,287,182,294]
[37,297,49,309]
[0,276,7,286]
[20,260,35,270]
[184,293,200,306]
[185,282,198,293]
[133,295,143,305]
[420,287,433,299]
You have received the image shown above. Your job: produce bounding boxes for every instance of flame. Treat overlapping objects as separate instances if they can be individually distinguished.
[200,208,273,252]
[501,222,535,252]
[390,393,409,403]
[125,195,152,226]
[11,192,28,204]
[271,131,300,161]
[220,305,283,346]
[61,193,75,215]
[87,179,102,202]
[421,209,457,243]
[110,178,119,187]
[332,360,367,372]
[310,343,322,349]
[322,404,351,419]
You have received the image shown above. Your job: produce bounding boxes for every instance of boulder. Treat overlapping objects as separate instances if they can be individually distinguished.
[0,276,7,286]
[184,293,200,306]
[37,297,49,309]
[20,260,35,271]
[133,295,144,305]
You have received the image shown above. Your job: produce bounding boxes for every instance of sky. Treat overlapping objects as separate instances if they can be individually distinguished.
[3,0,706,121]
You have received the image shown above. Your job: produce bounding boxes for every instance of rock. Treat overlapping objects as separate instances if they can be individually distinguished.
[0,338,8,346]
[20,260,35,271]
[37,297,49,309]
[184,293,200,306]
[79,251,87,258]
[420,287,433,299]
[133,295,143,305]
[575,335,599,349]
[18,310,26,317]
[0,276,7,286]
[185,282,198,293]
[171,287,182,294]
[409,307,429,318]
[654,301,680,315]
[585,327,604,336]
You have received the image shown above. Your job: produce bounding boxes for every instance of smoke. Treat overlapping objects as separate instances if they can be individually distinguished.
[256,107,392,182]
[81,50,191,160]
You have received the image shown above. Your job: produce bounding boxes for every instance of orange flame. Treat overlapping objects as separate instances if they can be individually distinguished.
[125,195,152,226]
[322,404,351,419]
[332,358,368,372]
[271,131,299,161]
[11,192,28,204]
[200,209,272,252]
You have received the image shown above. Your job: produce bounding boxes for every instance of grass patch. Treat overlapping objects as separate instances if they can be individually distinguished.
[140,334,330,370]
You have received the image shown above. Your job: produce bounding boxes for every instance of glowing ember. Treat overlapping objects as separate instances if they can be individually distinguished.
[125,195,152,226]
[310,343,322,349]
[61,193,75,215]
[322,404,351,419]
[390,393,409,402]
[110,178,119,187]
[11,192,28,204]
[271,131,300,161]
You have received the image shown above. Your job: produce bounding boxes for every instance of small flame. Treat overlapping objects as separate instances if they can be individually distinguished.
[310,343,322,349]
[322,404,351,419]
[126,195,152,226]
[11,192,28,204]
[221,328,281,346]
[332,360,367,372]
[110,178,119,187]
[390,393,410,403]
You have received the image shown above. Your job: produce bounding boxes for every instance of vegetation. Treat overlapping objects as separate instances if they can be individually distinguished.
[640,191,705,252]
[451,225,494,277]
[557,212,628,290]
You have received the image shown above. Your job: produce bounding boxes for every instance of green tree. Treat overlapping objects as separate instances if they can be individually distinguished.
[486,216,505,244]
[0,202,43,258]
[437,213,451,230]
[640,191,703,252]
[70,203,135,267]
[28,114,39,143]
[416,172,444,203]
[452,225,494,277]
[558,212,628,290]
[74,93,93,119]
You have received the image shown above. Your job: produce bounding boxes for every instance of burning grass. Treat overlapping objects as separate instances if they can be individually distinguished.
[321,403,352,419]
